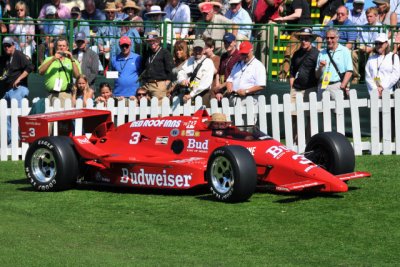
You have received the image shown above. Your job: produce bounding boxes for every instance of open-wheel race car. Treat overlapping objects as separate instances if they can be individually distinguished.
[19,107,370,202]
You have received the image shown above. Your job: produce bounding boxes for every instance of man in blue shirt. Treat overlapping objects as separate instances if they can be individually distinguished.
[110,36,142,97]
[315,28,353,100]
[225,0,253,40]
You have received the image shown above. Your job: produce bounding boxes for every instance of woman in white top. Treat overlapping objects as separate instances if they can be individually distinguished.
[365,33,400,96]
[8,1,35,59]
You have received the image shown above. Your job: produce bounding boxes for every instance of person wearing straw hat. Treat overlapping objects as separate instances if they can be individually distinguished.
[144,5,173,46]
[123,0,144,35]
[98,2,127,65]
[141,30,174,103]
[205,113,231,130]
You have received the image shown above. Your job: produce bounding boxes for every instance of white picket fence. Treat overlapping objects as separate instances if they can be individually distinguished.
[1,89,399,161]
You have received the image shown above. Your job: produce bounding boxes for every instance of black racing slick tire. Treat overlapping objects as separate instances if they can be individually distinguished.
[25,136,79,191]
[305,132,355,175]
[207,146,257,202]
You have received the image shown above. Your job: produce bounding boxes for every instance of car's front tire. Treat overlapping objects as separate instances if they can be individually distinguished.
[207,146,257,202]
[305,132,355,175]
[25,136,79,191]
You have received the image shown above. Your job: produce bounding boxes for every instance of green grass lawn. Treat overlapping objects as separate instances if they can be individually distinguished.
[0,156,399,266]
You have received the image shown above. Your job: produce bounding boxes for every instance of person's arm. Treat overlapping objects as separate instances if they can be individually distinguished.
[38,56,57,75]
[236,85,264,97]
[274,8,302,22]
[317,0,328,8]
[13,70,29,88]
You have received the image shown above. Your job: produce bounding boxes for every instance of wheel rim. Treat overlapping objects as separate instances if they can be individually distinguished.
[210,156,234,194]
[31,148,57,183]
[306,145,332,171]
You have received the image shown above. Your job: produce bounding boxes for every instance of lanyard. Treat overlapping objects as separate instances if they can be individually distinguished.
[170,2,181,21]
[376,54,387,74]
[327,50,336,73]
[148,47,161,64]
[239,57,255,78]
[119,56,131,72]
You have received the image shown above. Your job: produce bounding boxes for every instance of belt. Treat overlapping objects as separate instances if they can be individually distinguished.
[49,90,72,94]
[146,80,166,83]
[329,81,341,85]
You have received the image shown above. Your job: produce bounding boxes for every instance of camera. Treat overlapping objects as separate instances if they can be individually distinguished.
[58,52,67,57]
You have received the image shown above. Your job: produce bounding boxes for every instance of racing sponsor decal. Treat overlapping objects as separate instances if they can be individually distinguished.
[195,131,200,137]
[38,140,54,149]
[130,119,181,128]
[155,136,169,145]
[76,137,91,145]
[247,147,256,156]
[184,120,197,129]
[120,168,192,188]
[170,129,179,137]
[186,130,195,136]
[292,154,316,172]
[95,172,111,183]
[265,145,289,159]
[181,130,186,136]
[187,139,208,153]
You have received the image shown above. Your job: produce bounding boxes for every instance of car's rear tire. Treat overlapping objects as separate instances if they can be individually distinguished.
[25,136,79,191]
[207,146,257,202]
[305,132,355,175]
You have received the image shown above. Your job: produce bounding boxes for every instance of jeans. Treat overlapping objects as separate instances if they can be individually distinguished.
[3,85,29,144]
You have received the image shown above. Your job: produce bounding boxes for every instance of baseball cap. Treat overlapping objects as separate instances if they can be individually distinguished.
[200,3,213,13]
[193,39,205,48]
[229,0,241,4]
[119,36,132,46]
[71,6,81,15]
[2,37,14,45]
[238,41,253,54]
[353,0,365,3]
[45,5,57,15]
[75,32,86,42]
[223,33,236,43]
[375,33,388,43]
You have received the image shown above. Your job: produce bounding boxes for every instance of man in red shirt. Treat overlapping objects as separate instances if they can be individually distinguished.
[253,0,285,66]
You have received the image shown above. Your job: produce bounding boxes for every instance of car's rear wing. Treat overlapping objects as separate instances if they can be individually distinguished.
[18,109,112,144]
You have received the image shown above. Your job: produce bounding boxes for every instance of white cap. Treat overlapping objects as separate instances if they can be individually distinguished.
[45,5,57,15]
[353,0,365,3]
[375,33,388,43]
[229,0,241,4]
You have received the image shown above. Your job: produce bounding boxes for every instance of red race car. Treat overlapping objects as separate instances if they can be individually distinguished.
[19,108,370,202]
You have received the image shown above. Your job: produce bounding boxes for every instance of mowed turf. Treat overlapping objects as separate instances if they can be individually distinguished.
[0,156,399,266]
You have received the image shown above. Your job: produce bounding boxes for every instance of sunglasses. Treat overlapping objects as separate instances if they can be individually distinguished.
[336,12,346,16]
[125,8,135,12]
[120,44,130,49]
[137,93,147,96]
[230,3,239,7]
[16,9,25,12]
[326,36,336,40]
[375,42,385,46]
[299,36,311,41]
[3,44,12,48]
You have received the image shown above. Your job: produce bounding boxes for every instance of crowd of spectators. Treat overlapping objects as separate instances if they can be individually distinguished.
[1,0,400,114]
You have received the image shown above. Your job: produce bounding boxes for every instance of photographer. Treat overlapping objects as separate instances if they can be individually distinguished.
[38,37,81,108]
[176,39,214,104]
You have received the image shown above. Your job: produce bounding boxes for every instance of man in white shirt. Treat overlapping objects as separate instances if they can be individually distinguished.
[226,41,266,106]
[177,39,214,104]
[164,0,191,38]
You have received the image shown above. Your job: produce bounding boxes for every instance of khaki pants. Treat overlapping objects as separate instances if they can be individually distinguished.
[143,81,168,104]
[48,92,72,108]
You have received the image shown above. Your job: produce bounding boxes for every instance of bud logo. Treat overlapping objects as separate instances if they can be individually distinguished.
[187,139,208,153]
[266,145,289,159]
[120,168,192,188]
